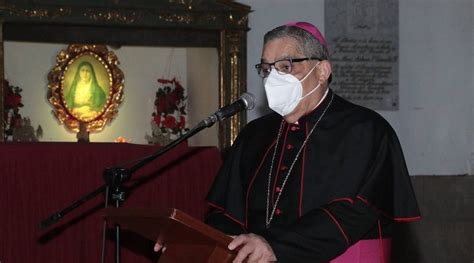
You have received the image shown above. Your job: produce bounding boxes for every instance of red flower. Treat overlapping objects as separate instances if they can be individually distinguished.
[155,97,168,113]
[150,78,188,140]
[157,78,173,84]
[168,92,179,105]
[178,116,186,129]
[163,115,177,129]
[174,83,184,97]
[153,114,161,126]
[4,94,23,109]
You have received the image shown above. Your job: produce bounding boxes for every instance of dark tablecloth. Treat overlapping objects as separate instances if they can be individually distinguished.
[0,142,222,262]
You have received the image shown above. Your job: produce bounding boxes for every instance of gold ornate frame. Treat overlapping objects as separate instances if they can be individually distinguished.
[0,1,250,150]
[48,44,124,133]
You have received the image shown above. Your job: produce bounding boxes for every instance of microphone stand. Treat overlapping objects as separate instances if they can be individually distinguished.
[39,115,220,263]
[101,117,218,263]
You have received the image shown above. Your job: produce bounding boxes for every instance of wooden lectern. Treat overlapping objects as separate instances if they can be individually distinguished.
[104,208,236,263]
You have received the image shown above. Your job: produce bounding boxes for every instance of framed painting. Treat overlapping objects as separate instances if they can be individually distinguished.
[48,44,124,133]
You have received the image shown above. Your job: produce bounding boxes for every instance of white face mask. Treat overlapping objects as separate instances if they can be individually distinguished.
[264,62,320,116]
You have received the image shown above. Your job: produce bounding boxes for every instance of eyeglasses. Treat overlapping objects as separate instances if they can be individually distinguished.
[255,57,320,78]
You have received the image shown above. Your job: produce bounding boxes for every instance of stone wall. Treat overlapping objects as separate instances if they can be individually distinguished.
[392,176,474,263]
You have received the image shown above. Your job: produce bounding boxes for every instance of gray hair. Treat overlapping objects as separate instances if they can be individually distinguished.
[263,25,329,60]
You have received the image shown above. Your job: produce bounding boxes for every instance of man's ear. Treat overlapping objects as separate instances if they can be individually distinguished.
[317,60,332,83]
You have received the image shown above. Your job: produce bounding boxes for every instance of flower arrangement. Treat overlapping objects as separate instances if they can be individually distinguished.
[3,80,24,140]
[3,80,42,141]
[145,77,188,145]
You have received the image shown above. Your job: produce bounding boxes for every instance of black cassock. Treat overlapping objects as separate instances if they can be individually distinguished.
[206,89,420,262]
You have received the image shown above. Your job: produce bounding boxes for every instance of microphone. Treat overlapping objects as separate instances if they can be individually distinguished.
[202,92,255,127]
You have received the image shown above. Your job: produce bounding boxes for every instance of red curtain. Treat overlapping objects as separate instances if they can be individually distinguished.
[0,142,222,262]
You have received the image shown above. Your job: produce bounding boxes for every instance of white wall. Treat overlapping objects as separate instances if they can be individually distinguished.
[186,48,219,147]
[238,0,474,175]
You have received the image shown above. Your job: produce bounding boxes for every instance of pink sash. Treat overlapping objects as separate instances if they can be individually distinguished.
[330,238,391,263]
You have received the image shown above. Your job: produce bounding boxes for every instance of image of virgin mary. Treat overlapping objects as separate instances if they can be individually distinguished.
[64,61,107,120]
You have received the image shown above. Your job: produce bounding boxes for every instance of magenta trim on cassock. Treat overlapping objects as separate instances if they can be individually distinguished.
[330,238,391,263]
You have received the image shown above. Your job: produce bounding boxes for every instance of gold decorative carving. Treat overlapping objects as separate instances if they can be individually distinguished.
[47,44,124,133]
[157,13,193,24]
[168,0,204,10]
[156,12,218,24]
[1,4,71,19]
[230,51,240,143]
[83,10,141,24]
[223,30,245,146]
[198,14,217,23]
[228,13,248,26]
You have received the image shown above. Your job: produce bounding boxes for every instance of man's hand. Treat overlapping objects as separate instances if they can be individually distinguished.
[153,242,166,253]
[228,233,277,263]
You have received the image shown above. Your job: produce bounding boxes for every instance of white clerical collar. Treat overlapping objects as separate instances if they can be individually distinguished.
[295,88,330,125]
[311,88,329,111]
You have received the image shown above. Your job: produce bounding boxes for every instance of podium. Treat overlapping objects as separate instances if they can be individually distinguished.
[105,208,236,263]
